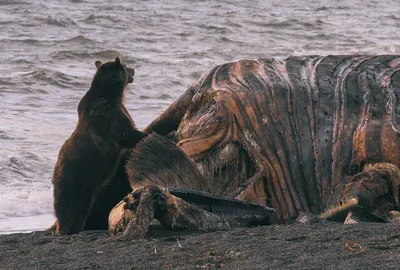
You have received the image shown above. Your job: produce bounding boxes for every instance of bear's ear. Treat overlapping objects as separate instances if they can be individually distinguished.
[114,56,121,65]
[95,61,102,69]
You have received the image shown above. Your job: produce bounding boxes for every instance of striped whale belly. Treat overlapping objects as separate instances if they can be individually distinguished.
[174,55,400,222]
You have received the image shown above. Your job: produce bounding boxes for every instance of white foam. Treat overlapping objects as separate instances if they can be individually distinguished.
[0,185,54,220]
[0,181,55,234]
[0,214,55,234]
[0,148,55,229]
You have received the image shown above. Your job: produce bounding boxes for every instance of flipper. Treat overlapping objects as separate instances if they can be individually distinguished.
[109,185,276,239]
[168,187,276,226]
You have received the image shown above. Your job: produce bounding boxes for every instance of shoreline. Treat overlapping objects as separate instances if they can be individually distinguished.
[1,222,400,269]
[0,214,54,235]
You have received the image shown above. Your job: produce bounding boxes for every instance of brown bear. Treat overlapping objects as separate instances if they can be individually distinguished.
[51,57,147,235]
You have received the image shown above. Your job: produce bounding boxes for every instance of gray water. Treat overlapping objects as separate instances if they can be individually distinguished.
[1,0,399,234]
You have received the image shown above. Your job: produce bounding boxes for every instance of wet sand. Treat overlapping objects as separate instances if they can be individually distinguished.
[1,222,399,269]
[3,0,400,235]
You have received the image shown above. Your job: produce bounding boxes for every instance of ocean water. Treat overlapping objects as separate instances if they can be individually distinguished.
[1,0,400,234]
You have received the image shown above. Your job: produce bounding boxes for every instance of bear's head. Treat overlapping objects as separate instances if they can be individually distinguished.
[90,57,135,98]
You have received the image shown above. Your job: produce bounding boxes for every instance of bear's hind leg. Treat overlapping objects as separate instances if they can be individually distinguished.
[54,179,95,235]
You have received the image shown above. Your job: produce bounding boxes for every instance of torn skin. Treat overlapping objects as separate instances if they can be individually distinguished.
[109,185,276,238]
[321,162,400,223]
[139,55,400,227]
[109,186,230,238]
[109,133,274,238]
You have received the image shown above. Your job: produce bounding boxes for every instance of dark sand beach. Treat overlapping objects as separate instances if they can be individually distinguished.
[2,1,400,269]
[1,222,400,269]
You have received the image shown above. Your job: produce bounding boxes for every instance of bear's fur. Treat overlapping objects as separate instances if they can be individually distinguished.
[83,149,132,230]
[52,57,146,235]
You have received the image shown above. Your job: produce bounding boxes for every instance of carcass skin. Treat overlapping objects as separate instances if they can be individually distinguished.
[141,55,400,223]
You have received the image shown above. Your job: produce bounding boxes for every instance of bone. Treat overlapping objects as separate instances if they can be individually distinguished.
[386,210,400,223]
[344,212,359,224]
[320,197,359,220]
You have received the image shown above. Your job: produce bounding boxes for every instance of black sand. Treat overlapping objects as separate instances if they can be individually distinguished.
[1,222,400,269]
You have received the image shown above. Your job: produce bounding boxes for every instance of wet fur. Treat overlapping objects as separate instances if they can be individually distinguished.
[52,57,146,235]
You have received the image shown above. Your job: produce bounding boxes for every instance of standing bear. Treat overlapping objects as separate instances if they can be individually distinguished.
[51,57,146,235]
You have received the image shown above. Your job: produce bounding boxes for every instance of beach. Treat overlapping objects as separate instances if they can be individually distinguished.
[1,1,400,268]
[1,0,400,232]
[1,222,400,269]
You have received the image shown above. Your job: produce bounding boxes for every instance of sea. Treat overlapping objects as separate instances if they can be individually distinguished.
[1,0,399,234]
